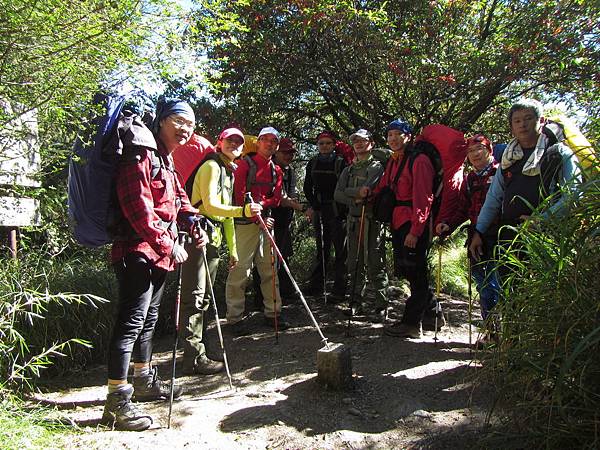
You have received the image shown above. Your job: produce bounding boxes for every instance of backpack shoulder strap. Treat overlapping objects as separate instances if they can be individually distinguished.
[245,155,257,193]
[269,159,277,196]
[334,156,344,178]
[191,152,231,208]
[392,153,410,186]
[309,156,318,182]
[150,150,164,180]
[542,120,565,147]
[540,143,564,195]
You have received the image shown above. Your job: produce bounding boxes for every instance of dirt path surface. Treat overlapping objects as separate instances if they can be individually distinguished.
[34,289,492,449]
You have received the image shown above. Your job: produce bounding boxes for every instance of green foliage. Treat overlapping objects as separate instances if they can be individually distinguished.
[481,174,600,449]
[0,249,112,389]
[0,0,142,136]
[432,230,469,298]
[0,392,73,450]
[0,0,195,205]
[191,0,599,143]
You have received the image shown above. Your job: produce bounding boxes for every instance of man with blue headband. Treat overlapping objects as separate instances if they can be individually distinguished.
[102,97,208,431]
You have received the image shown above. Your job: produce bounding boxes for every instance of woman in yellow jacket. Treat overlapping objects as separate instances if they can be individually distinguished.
[180,127,261,375]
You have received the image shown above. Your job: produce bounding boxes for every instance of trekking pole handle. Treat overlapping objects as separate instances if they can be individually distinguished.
[178,230,187,244]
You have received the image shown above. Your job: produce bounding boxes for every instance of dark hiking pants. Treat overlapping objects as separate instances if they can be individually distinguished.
[108,252,167,380]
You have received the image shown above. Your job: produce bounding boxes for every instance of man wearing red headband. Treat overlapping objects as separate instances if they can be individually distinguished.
[303,131,348,299]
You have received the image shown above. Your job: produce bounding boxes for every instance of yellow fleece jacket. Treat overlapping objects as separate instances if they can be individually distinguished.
[190,154,243,259]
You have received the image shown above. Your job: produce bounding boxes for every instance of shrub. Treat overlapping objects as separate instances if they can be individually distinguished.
[481,175,600,449]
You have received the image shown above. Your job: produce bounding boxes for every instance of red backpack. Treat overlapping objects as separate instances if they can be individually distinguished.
[172,133,215,188]
[413,124,468,231]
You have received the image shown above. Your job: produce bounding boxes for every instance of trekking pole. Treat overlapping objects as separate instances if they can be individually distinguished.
[347,202,366,337]
[318,213,328,305]
[467,249,473,349]
[269,229,279,343]
[434,239,443,343]
[247,194,331,348]
[201,249,234,389]
[168,231,187,429]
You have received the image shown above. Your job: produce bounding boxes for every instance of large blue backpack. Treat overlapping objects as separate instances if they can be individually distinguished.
[68,93,158,247]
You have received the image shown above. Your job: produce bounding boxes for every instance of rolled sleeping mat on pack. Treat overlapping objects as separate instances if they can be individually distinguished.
[242,134,258,157]
[545,115,598,179]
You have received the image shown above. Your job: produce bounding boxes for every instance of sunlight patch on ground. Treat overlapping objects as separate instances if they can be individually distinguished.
[389,359,471,379]
[442,382,475,392]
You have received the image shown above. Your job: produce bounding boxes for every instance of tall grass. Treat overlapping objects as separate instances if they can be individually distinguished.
[431,228,469,297]
[0,392,73,450]
[0,247,111,389]
[481,175,600,449]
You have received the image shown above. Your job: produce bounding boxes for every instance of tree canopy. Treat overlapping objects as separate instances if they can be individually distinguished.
[191,0,599,144]
[0,0,193,157]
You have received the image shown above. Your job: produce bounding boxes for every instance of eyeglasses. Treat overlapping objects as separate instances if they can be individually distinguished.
[317,141,334,146]
[170,116,194,130]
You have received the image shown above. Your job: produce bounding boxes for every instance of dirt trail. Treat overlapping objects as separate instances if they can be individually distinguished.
[34,290,492,449]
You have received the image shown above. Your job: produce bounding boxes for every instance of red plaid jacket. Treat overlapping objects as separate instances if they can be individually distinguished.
[111,143,197,271]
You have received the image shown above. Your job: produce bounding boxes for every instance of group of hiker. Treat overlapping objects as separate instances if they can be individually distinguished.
[98,97,581,431]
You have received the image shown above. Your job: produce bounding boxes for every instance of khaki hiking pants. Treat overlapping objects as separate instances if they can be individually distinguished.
[225,223,281,323]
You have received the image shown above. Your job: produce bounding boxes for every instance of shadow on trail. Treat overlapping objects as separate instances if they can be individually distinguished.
[33,289,489,439]
[217,361,481,435]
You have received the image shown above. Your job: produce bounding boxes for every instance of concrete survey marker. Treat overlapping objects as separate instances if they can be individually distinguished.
[317,342,353,390]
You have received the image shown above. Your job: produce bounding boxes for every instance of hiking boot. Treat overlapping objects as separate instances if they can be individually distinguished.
[132,366,182,402]
[263,316,290,331]
[384,322,422,339]
[101,385,153,431]
[372,305,390,323]
[421,305,446,331]
[228,319,251,337]
[343,302,364,317]
[472,332,499,350]
[184,355,225,375]
[207,352,225,363]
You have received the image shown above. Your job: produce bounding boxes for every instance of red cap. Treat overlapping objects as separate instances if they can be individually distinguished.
[278,137,296,153]
[316,131,336,142]
[467,134,492,151]
[218,127,245,142]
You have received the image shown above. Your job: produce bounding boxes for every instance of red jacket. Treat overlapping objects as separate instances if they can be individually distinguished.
[111,143,197,271]
[373,151,434,236]
[233,153,283,220]
[444,160,499,232]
